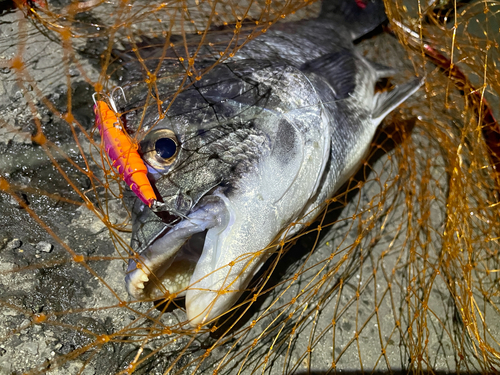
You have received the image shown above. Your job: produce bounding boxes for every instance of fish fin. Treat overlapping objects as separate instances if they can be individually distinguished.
[372,78,424,121]
[320,0,387,40]
[300,49,357,100]
[369,61,398,80]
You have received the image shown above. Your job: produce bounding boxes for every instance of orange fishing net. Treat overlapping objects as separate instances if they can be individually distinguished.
[0,0,499,373]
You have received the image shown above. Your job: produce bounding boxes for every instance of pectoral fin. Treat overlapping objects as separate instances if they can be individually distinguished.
[300,49,357,100]
[372,77,423,122]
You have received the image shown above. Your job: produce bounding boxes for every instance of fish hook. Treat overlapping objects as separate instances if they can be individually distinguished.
[110,86,127,112]
[91,92,99,107]
[92,87,127,112]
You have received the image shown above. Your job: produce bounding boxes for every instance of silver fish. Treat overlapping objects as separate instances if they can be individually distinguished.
[119,0,422,326]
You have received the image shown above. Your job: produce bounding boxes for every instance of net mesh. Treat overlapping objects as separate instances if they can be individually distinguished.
[1,0,500,374]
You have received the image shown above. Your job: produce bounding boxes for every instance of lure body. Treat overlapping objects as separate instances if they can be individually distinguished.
[94,100,157,207]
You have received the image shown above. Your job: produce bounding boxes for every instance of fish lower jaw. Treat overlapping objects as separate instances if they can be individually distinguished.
[126,259,198,300]
[125,266,153,300]
[186,287,242,328]
[184,261,261,328]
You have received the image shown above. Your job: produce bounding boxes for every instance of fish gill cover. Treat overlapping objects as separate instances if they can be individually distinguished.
[0,0,499,374]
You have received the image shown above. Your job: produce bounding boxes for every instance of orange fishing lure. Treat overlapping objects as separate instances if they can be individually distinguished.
[94,97,157,207]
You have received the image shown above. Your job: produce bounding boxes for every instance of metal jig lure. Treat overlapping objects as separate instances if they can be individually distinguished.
[93,89,157,207]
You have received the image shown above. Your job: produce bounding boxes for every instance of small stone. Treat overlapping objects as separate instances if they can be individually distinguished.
[23,341,38,355]
[0,348,5,356]
[3,309,19,316]
[5,238,22,251]
[69,68,79,77]
[36,241,53,253]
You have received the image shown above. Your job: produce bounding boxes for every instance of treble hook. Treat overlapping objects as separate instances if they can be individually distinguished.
[92,87,127,113]
[110,87,127,113]
[91,92,99,107]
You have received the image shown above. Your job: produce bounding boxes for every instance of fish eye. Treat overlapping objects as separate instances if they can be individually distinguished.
[140,129,179,172]
[155,137,177,160]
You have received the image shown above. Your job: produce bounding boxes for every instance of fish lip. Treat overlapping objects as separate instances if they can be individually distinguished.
[125,194,227,300]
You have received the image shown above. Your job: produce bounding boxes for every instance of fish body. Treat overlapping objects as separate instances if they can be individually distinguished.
[118,1,422,326]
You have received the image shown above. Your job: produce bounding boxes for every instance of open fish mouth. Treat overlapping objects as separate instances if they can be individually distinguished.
[125,193,230,302]
[126,190,274,327]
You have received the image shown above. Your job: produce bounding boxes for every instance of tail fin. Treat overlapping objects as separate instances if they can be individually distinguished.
[320,0,387,40]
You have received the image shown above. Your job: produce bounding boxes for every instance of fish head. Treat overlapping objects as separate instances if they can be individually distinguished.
[125,63,331,326]
[139,104,271,217]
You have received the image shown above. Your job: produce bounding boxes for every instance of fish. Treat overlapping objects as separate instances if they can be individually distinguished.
[115,0,423,327]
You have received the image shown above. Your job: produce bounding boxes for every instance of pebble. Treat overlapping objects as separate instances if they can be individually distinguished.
[5,238,22,251]
[36,241,53,253]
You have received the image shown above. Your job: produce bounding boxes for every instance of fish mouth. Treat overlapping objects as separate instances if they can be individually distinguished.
[126,231,206,300]
[125,194,229,301]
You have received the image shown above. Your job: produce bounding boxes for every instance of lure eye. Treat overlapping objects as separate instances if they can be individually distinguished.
[140,129,179,172]
[155,138,177,160]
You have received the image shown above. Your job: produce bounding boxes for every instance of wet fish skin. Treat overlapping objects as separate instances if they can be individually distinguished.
[121,6,422,326]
